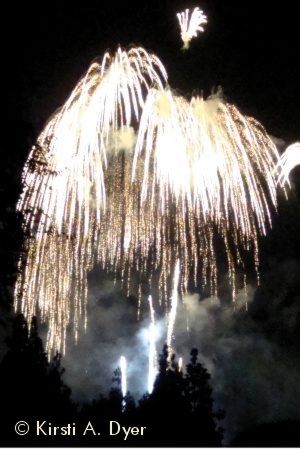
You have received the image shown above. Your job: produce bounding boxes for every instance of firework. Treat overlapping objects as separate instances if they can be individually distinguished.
[177,7,207,50]
[15,45,286,356]
[134,90,279,237]
[277,142,300,185]
[120,355,127,398]
[178,357,183,372]
[14,47,168,353]
[147,295,158,394]
[166,260,180,348]
[147,322,157,394]
[18,47,167,239]
[133,88,283,298]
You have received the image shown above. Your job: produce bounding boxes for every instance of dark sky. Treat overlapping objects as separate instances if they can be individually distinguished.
[7,0,300,158]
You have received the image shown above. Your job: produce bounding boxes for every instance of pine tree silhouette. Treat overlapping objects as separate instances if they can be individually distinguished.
[184,348,224,445]
[0,314,75,444]
[138,344,224,446]
[0,317,224,446]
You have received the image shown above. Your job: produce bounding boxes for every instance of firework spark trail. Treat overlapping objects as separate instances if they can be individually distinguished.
[178,357,183,372]
[177,7,207,50]
[277,142,300,185]
[15,46,287,356]
[147,295,158,394]
[18,47,167,238]
[14,47,168,353]
[134,90,280,237]
[147,323,157,393]
[120,355,127,398]
[167,259,180,348]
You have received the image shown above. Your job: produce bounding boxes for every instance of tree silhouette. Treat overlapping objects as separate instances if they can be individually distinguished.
[137,344,224,446]
[0,314,75,444]
[0,316,224,446]
[184,348,224,445]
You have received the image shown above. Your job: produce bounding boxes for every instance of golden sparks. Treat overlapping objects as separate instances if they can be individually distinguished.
[15,47,286,355]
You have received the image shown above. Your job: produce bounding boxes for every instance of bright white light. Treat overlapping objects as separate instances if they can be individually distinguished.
[15,47,168,354]
[277,142,300,185]
[177,7,207,50]
[148,322,157,394]
[120,355,127,398]
[15,45,286,357]
[167,259,180,347]
[147,295,158,394]
[178,357,183,371]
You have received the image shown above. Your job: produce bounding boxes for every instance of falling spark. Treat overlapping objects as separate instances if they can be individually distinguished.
[14,46,287,356]
[167,260,180,348]
[148,323,157,394]
[120,355,127,398]
[178,357,183,372]
[177,7,207,50]
[14,47,168,354]
[277,142,300,185]
[148,295,155,324]
[133,88,284,301]
[148,296,158,394]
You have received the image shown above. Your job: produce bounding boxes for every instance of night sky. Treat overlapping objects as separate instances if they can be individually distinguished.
[7,0,300,154]
[2,0,300,446]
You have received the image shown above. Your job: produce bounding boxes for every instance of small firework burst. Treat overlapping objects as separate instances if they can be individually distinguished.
[177,6,207,50]
[277,142,300,185]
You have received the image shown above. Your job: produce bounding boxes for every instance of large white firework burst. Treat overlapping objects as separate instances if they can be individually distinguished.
[15,46,287,355]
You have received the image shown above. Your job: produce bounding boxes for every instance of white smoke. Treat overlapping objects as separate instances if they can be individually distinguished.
[172,279,300,443]
[61,270,166,400]
[108,126,136,156]
[60,258,300,444]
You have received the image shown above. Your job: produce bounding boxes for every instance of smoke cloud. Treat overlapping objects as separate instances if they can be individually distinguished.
[108,126,136,156]
[62,268,166,402]
[174,274,300,443]
[61,255,300,443]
